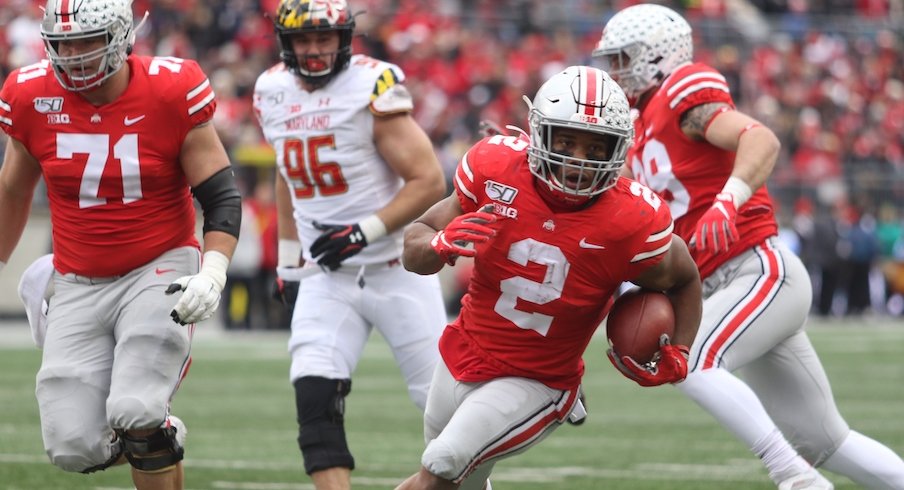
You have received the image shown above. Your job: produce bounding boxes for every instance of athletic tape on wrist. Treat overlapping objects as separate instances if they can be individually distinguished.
[721,176,753,207]
[278,239,302,268]
[358,215,387,243]
[200,250,229,291]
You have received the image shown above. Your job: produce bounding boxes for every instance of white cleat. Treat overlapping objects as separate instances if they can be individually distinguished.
[778,470,834,490]
[168,415,187,447]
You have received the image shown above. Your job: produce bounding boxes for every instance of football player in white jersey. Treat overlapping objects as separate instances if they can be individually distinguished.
[253,1,448,488]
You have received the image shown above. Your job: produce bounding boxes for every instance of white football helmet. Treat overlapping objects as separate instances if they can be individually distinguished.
[527,66,633,206]
[591,4,692,102]
[41,0,137,91]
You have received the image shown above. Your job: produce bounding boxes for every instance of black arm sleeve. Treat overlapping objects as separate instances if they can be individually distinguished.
[191,167,242,238]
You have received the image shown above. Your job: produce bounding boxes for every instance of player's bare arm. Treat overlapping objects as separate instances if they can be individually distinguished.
[681,103,780,192]
[705,109,780,192]
[179,122,240,258]
[372,112,447,232]
[402,194,463,275]
[630,235,701,348]
[0,138,42,263]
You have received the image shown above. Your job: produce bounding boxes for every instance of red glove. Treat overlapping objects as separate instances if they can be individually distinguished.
[691,192,739,253]
[431,208,498,265]
[607,335,690,387]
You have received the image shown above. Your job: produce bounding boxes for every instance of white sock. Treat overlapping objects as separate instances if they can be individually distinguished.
[822,430,904,489]
[753,428,817,484]
[677,369,805,481]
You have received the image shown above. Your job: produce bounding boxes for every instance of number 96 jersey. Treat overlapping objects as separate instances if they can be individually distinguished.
[443,134,675,390]
[253,54,413,266]
[0,56,215,277]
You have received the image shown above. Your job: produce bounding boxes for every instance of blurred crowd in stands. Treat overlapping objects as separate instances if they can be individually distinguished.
[2,0,904,325]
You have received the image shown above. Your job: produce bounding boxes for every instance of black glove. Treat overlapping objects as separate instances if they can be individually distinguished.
[273,277,300,317]
[309,221,368,271]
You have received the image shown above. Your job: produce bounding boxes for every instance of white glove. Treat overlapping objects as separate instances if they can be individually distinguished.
[165,251,229,325]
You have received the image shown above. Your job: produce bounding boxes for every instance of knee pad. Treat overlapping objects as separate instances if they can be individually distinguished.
[294,376,354,474]
[117,425,184,472]
[422,438,468,482]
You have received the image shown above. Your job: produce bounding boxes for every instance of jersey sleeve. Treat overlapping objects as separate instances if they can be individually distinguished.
[0,74,18,140]
[368,64,414,115]
[179,59,217,128]
[666,64,735,116]
[619,183,676,278]
[452,138,494,214]
[0,61,50,143]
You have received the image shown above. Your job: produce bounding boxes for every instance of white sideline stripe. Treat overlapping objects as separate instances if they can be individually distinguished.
[0,453,767,484]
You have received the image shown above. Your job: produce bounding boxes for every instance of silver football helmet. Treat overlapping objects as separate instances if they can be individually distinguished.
[526,66,633,205]
[592,4,693,102]
[41,0,137,91]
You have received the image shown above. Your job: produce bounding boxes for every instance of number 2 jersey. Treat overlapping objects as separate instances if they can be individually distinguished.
[0,56,215,277]
[253,54,413,265]
[444,134,675,390]
[627,62,777,279]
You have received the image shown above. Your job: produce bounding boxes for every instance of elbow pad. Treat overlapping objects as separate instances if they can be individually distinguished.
[192,167,242,238]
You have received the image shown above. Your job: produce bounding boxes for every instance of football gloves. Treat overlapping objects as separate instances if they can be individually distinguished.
[309,222,368,271]
[431,206,499,266]
[691,192,739,253]
[273,276,300,317]
[166,251,229,325]
[607,334,690,387]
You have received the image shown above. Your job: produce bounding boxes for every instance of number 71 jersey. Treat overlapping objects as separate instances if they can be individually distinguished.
[0,56,215,277]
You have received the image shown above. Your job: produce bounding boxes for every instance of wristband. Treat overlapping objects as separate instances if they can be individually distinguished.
[721,176,753,207]
[278,239,302,268]
[358,214,387,243]
[200,250,229,291]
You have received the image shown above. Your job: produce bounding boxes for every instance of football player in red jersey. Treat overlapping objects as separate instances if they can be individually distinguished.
[0,0,240,488]
[594,4,904,490]
[395,66,702,490]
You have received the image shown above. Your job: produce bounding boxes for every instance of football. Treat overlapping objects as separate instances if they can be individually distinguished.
[605,288,675,364]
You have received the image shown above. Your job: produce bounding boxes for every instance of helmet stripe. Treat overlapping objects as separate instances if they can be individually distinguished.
[582,66,597,117]
[60,0,72,23]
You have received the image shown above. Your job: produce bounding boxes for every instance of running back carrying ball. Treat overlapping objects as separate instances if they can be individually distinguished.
[606,288,675,364]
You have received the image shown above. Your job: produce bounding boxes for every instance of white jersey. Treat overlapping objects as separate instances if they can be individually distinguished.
[254,54,413,265]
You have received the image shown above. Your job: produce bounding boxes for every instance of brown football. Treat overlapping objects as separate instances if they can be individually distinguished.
[606,288,675,364]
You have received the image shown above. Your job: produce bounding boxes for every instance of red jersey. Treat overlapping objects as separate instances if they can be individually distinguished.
[0,56,216,276]
[444,134,674,390]
[626,62,777,279]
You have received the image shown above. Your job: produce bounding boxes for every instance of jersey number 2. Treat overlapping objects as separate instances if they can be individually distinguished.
[494,238,569,337]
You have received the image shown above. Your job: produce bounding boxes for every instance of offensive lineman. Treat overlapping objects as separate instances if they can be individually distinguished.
[0,0,240,489]
[395,66,702,490]
[594,4,904,489]
[252,1,447,488]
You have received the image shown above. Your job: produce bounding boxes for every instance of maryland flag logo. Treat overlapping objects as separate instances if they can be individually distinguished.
[370,68,400,101]
[277,0,348,29]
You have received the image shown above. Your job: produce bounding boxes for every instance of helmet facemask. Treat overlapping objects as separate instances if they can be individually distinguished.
[274,0,355,88]
[40,0,138,92]
[526,66,634,209]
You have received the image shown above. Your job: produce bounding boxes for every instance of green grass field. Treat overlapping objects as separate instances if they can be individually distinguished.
[0,319,902,490]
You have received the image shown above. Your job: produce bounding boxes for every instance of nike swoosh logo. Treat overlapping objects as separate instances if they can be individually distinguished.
[124,115,146,126]
[579,238,606,250]
[155,268,176,275]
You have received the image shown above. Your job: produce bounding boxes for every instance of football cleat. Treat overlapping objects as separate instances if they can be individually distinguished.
[777,470,834,490]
